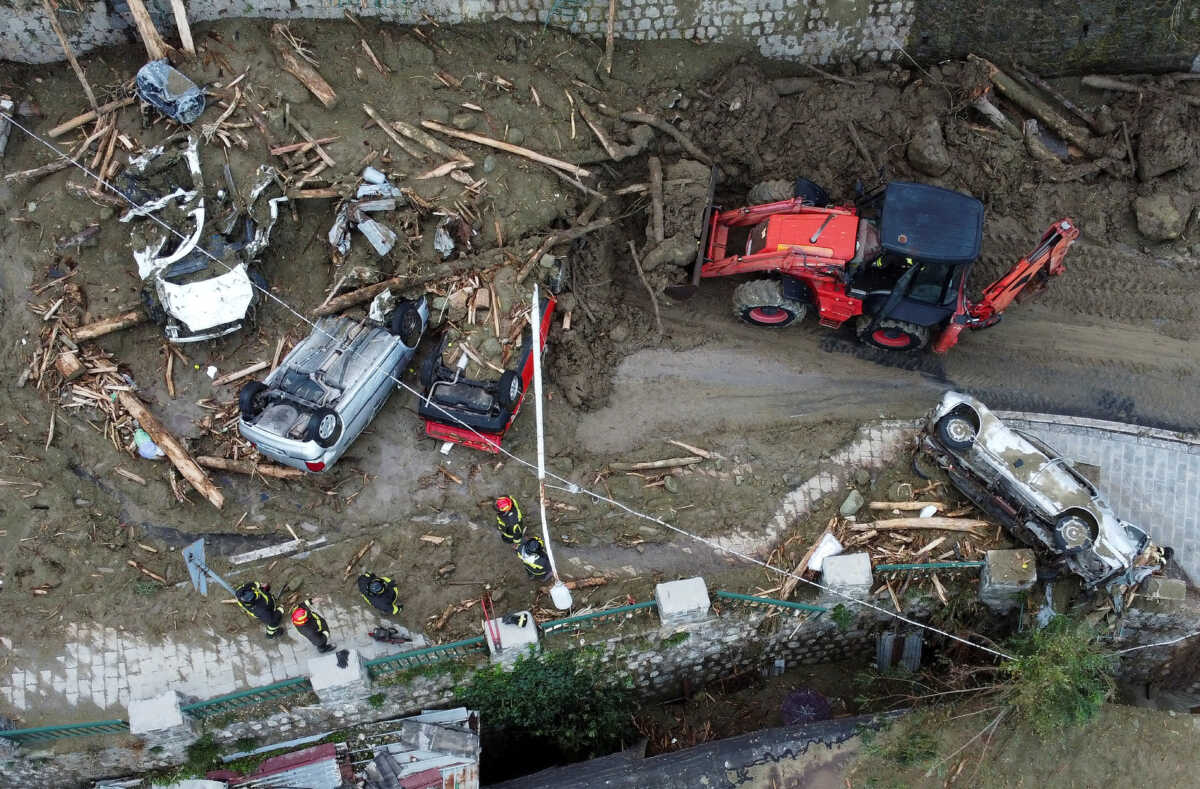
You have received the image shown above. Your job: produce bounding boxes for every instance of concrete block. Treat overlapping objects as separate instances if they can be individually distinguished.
[655,577,711,626]
[128,690,188,735]
[1133,576,1187,613]
[484,611,539,666]
[979,549,1037,611]
[821,552,872,600]
[308,649,371,705]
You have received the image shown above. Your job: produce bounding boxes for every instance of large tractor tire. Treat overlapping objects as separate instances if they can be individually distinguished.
[856,317,930,351]
[733,280,807,328]
[747,180,793,205]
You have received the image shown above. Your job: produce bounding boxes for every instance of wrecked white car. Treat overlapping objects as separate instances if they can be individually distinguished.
[119,135,286,342]
[922,391,1169,590]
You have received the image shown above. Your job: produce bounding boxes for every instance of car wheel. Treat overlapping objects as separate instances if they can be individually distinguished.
[856,317,930,351]
[419,353,437,390]
[793,177,831,207]
[389,303,424,347]
[306,408,342,448]
[497,370,523,409]
[747,180,793,205]
[1054,512,1097,554]
[733,280,807,328]
[238,381,269,421]
[935,412,977,451]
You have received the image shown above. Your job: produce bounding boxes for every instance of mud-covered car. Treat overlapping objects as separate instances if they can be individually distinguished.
[237,297,428,472]
[922,391,1168,589]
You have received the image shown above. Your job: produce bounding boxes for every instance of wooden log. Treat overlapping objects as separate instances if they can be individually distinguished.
[1012,63,1101,133]
[125,0,170,61]
[55,350,85,382]
[168,0,195,55]
[5,158,71,185]
[362,104,425,160]
[1081,74,1200,108]
[343,539,374,579]
[270,23,338,109]
[287,187,342,200]
[604,0,616,75]
[609,455,702,471]
[970,94,1022,140]
[127,559,167,584]
[971,55,1105,157]
[421,120,591,177]
[516,217,615,284]
[116,390,224,509]
[287,115,336,167]
[72,309,148,341]
[66,180,127,210]
[211,360,268,386]
[845,120,877,172]
[868,501,945,512]
[857,517,991,535]
[780,528,830,601]
[390,118,471,163]
[628,241,662,337]
[42,0,97,111]
[48,96,136,138]
[270,136,339,155]
[619,111,712,165]
[648,156,665,244]
[313,255,499,317]
[196,455,307,480]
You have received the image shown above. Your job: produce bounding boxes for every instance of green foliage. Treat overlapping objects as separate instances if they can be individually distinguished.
[659,631,690,648]
[455,649,635,758]
[863,716,937,767]
[1002,615,1115,736]
[234,736,257,751]
[368,692,386,709]
[183,733,220,775]
[830,603,854,632]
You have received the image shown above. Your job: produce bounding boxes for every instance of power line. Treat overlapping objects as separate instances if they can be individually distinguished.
[3,110,1015,662]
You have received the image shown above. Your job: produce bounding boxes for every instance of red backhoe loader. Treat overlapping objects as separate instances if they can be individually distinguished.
[680,177,1078,353]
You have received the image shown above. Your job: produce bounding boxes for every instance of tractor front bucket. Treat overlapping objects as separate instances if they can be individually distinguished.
[664,164,720,301]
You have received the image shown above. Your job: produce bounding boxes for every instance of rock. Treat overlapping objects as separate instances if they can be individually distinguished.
[421,103,451,124]
[506,128,525,146]
[839,489,865,517]
[609,322,630,343]
[1137,103,1192,181]
[629,124,656,150]
[1134,192,1192,241]
[437,563,456,577]
[481,154,497,174]
[906,115,952,177]
[640,234,695,270]
[854,469,871,486]
[556,292,577,312]
[664,475,680,494]
[451,113,477,131]
[491,588,505,604]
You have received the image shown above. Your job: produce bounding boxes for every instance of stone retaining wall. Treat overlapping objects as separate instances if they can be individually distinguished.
[2,0,1197,72]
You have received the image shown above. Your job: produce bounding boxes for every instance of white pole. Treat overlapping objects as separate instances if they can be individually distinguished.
[530,284,572,610]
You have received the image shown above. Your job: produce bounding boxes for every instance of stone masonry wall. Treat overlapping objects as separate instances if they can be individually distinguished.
[1,0,1197,71]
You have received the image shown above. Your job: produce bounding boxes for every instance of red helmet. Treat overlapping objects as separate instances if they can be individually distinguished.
[495,496,513,512]
[291,607,309,626]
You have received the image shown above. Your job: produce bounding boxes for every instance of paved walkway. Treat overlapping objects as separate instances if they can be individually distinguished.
[2,413,1194,719]
[1000,413,1200,584]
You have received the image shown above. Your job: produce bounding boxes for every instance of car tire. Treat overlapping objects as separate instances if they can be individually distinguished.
[856,317,930,351]
[747,180,793,205]
[306,408,342,448]
[238,381,268,421]
[1054,512,1098,554]
[419,353,438,390]
[793,177,830,207]
[389,303,424,347]
[497,370,523,409]
[935,412,977,451]
[733,280,807,328]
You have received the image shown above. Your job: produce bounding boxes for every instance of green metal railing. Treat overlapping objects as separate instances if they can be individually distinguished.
[180,677,312,719]
[714,590,829,614]
[364,636,490,679]
[873,561,986,572]
[0,719,128,746]
[540,601,658,636]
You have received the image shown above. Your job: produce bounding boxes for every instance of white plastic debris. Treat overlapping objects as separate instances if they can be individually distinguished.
[808,532,844,573]
[918,505,938,519]
[358,217,397,256]
[368,289,397,323]
[433,222,455,259]
[206,365,218,378]
[362,166,387,184]
[133,428,166,460]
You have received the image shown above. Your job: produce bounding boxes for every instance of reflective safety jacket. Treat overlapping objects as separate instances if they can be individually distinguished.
[358,573,403,615]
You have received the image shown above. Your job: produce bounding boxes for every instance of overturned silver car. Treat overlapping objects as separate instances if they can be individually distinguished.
[922,391,1168,589]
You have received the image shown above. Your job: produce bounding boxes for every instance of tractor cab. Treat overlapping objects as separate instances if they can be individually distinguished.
[848,182,984,331]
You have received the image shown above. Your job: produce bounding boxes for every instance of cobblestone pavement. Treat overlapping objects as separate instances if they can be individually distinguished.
[0,601,417,717]
[1000,413,1200,585]
[3,413,1193,719]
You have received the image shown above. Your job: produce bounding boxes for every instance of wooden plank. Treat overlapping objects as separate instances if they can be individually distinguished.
[116,391,224,509]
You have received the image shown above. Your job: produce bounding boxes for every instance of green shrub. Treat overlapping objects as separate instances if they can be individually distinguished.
[455,649,635,758]
[368,692,386,709]
[1002,615,1115,736]
[830,603,854,632]
[659,631,690,648]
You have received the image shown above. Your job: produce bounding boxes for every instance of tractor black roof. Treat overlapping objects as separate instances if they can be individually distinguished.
[879,182,984,264]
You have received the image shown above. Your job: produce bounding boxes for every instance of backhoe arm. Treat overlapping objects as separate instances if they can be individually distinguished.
[931,218,1078,354]
[968,218,1079,326]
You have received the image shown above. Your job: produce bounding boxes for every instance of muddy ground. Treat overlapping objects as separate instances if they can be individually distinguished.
[0,19,1197,663]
